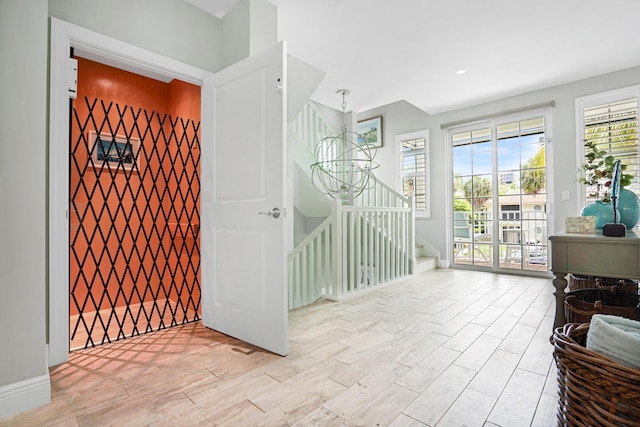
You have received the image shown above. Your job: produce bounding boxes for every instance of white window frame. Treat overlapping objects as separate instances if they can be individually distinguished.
[396,129,430,218]
[575,84,640,209]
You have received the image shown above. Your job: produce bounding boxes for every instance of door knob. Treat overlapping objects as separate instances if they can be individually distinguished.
[258,207,281,219]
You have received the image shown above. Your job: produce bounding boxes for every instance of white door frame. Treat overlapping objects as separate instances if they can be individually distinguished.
[49,18,211,366]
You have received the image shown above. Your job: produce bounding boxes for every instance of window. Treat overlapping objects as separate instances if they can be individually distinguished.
[577,86,640,203]
[501,204,521,220]
[397,130,430,217]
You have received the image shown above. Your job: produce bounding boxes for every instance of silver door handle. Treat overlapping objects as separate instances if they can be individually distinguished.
[258,207,280,219]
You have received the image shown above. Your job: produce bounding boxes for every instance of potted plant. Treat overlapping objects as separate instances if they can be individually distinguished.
[578,140,638,228]
[579,140,633,203]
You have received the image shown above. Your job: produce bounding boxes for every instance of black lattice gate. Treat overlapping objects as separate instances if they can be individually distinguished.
[70,96,201,350]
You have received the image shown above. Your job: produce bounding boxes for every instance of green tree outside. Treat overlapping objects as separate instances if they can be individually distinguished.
[521,144,546,194]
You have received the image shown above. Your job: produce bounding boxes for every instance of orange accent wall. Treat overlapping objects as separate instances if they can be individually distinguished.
[168,79,201,122]
[70,57,201,318]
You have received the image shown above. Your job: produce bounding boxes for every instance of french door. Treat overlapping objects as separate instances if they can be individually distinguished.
[450,110,552,273]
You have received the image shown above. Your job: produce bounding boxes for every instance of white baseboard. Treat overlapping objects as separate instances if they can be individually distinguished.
[0,374,51,419]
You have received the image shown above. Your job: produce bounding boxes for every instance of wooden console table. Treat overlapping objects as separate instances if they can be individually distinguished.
[549,230,640,329]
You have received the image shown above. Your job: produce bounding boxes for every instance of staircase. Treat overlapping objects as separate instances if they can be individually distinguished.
[288,102,437,309]
[414,235,438,274]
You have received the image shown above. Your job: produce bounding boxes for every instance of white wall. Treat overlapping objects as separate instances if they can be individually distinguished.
[48,0,223,73]
[355,66,640,260]
[249,0,277,57]
[311,100,344,134]
[222,0,277,68]
[222,0,250,68]
[0,0,50,417]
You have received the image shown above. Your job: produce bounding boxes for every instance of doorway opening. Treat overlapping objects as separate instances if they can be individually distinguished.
[69,56,202,350]
[51,19,289,364]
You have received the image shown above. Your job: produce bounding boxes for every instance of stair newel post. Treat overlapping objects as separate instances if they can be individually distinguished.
[408,195,416,274]
[332,198,343,298]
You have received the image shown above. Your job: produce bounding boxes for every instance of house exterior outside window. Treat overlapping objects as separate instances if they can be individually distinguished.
[501,204,521,220]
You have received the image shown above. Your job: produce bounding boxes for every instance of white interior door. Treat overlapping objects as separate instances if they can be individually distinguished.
[201,42,288,356]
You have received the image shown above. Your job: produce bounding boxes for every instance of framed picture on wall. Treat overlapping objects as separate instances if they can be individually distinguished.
[89,131,140,172]
[357,116,383,148]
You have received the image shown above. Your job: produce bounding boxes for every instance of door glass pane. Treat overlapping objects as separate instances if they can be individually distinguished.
[452,143,472,176]
[473,141,493,175]
[497,137,520,172]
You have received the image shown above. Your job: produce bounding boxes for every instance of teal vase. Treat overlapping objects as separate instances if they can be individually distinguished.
[616,188,640,229]
[580,200,617,229]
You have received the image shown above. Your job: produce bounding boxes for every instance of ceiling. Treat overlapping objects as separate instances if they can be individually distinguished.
[185,0,640,115]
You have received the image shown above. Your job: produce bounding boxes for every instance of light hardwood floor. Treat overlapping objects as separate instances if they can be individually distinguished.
[69,298,198,351]
[1,268,558,426]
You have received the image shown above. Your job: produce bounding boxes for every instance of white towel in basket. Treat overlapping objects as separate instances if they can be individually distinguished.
[586,314,640,369]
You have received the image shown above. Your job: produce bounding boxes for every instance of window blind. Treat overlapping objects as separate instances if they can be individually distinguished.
[583,98,639,195]
[401,137,427,210]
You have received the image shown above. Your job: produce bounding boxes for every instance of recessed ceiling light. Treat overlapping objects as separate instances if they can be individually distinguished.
[456,69,467,75]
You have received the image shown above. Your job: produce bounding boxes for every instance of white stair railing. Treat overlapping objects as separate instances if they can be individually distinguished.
[287,216,334,309]
[287,101,417,310]
[334,200,414,298]
[291,102,334,157]
[287,198,415,309]
[355,178,410,208]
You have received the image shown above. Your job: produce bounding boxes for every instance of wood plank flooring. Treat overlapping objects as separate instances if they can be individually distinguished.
[0,268,558,426]
[69,298,198,351]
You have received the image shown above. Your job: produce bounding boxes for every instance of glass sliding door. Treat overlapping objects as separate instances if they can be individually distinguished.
[450,113,550,273]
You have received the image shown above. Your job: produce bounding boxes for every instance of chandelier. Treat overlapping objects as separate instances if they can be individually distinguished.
[310,90,379,200]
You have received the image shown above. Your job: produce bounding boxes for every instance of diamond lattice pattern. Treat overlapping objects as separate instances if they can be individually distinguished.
[70,97,201,349]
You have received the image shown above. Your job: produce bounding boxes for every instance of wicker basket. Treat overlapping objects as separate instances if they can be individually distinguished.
[569,274,638,293]
[564,288,640,324]
[553,323,640,426]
